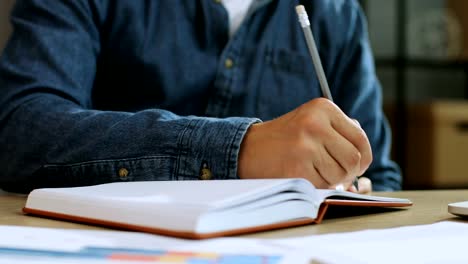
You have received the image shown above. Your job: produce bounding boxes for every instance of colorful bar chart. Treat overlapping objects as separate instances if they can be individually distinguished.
[0,246,282,263]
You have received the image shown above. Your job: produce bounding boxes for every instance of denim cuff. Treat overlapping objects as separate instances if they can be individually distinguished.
[175,117,261,180]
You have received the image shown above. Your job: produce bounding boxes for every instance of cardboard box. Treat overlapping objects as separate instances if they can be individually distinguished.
[405,100,468,188]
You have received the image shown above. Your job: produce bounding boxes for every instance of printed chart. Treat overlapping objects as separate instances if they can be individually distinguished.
[0,246,282,263]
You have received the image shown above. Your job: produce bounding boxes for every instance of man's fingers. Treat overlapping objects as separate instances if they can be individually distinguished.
[347,183,358,193]
[324,129,361,179]
[352,119,360,127]
[307,165,330,189]
[313,145,348,186]
[321,102,371,172]
[331,116,372,175]
[358,177,372,194]
[346,177,372,194]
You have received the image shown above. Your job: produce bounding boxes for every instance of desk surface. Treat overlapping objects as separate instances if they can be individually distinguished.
[1,190,467,239]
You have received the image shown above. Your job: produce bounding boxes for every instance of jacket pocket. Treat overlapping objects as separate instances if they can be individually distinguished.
[255,47,321,119]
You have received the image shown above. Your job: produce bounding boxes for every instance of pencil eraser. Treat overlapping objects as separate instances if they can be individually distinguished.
[295,5,306,15]
[295,5,309,27]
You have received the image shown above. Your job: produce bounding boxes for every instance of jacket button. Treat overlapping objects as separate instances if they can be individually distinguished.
[199,163,213,180]
[118,168,129,179]
[224,58,234,69]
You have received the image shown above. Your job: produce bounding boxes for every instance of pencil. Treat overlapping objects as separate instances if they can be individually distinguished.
[295,5,359,191]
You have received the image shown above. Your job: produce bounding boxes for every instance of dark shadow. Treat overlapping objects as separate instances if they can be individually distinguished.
[324,205,407,220]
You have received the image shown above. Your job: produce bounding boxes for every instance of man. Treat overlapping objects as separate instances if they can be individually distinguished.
[0,0,401,193]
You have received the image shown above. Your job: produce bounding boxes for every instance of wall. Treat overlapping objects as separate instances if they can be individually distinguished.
[367,0,466,102]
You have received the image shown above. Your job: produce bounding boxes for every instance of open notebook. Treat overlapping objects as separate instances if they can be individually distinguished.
[24,179,412,239]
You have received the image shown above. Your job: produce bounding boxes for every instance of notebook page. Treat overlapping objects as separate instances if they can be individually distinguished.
[315,189,411,203]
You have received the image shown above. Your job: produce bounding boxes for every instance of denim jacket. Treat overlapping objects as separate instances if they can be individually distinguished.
[0,0,401,193]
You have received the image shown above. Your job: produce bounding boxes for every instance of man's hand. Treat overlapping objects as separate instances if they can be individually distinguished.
[238,98,373,190]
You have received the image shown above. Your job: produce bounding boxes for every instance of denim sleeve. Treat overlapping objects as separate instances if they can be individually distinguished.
[0,0,260,193]
[329,1,402,191]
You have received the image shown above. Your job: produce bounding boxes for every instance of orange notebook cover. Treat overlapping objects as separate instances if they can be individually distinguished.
[23,179,412,239]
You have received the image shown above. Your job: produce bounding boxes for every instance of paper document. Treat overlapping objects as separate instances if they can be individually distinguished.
[2,222,466,264]
[276,221,468,263]
[0,225,312,264]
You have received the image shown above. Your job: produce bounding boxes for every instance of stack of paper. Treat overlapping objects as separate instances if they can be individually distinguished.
[1,221,468,263]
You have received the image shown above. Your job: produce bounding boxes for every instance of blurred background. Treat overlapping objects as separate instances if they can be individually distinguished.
[0,1,13,53]
[1,0,467,190]
[361,0,468,190]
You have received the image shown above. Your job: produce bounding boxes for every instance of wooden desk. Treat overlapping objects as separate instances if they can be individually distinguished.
[1,190,467,238]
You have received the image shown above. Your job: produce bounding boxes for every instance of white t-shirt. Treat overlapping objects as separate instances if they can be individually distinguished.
[222,0,255,36]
